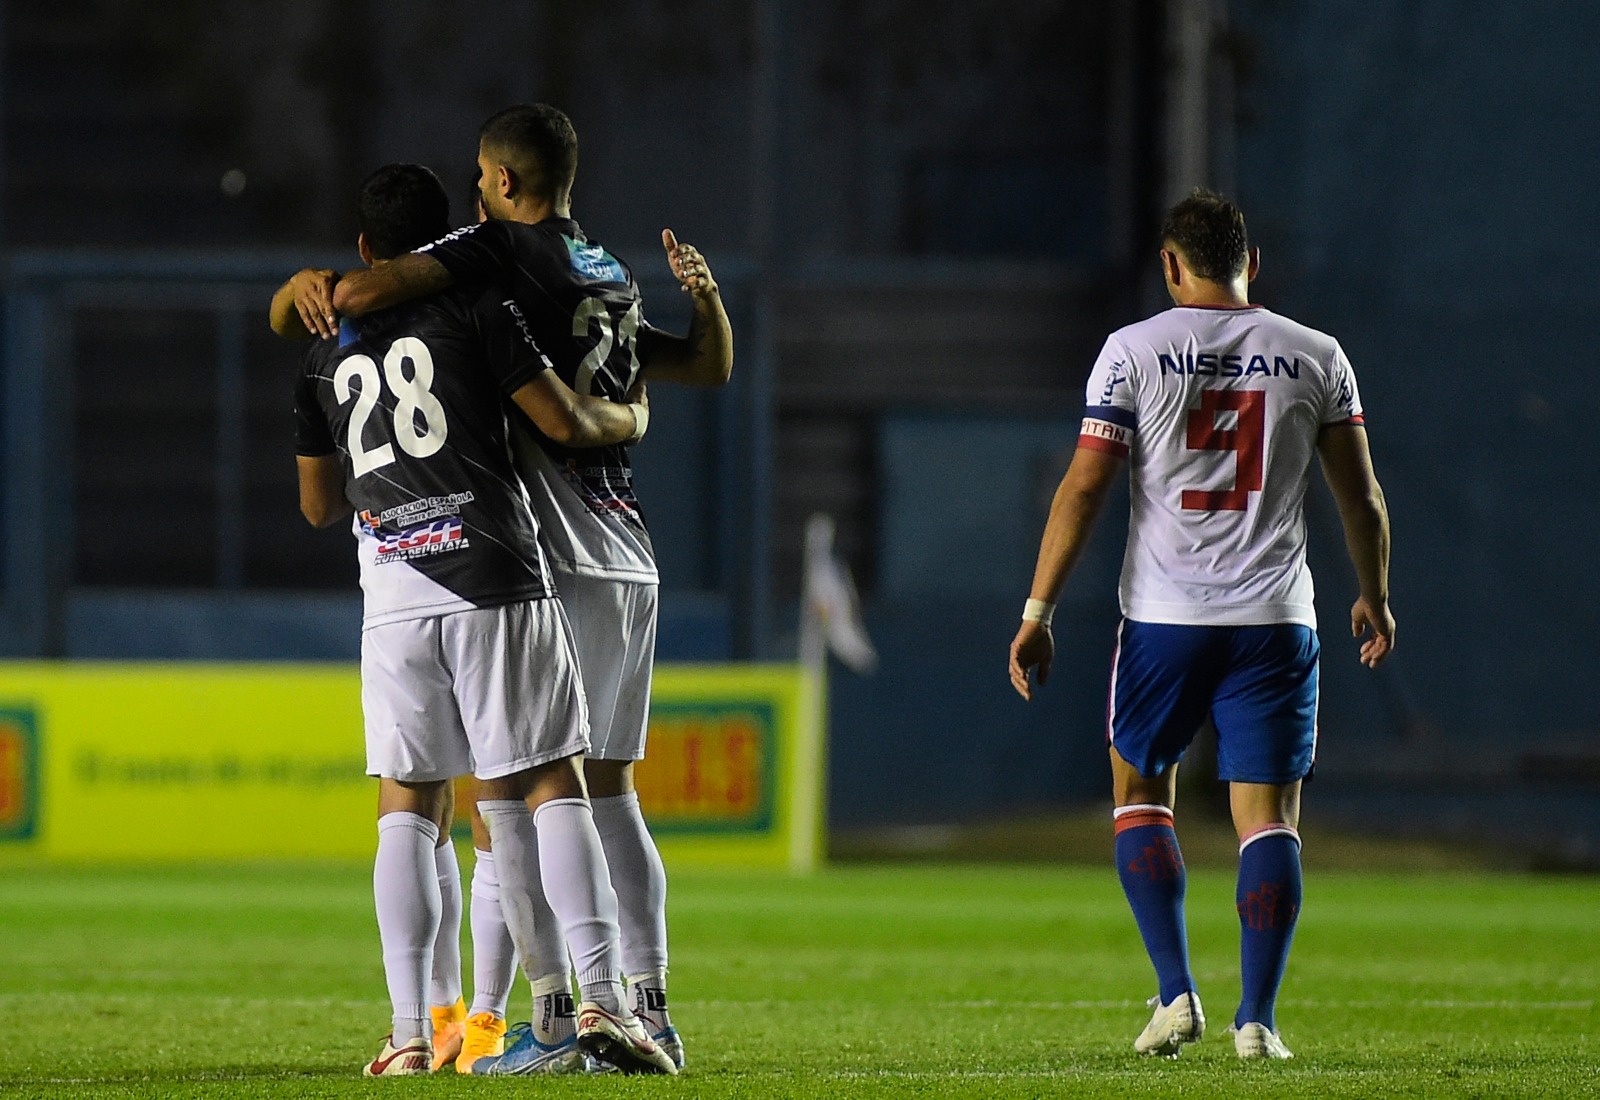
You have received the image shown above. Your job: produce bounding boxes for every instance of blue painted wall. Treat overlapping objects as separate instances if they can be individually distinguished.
[1231,0,1600,748]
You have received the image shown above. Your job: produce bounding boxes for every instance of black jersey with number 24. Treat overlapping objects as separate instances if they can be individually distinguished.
[294,284,556,627]
[417,217,658,582]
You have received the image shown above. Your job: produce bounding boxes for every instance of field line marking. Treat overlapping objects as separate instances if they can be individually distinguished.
[0,992,386,1010]
[680,997,1593,1011]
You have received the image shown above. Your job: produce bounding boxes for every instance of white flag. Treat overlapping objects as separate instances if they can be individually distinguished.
[800,513,878,675]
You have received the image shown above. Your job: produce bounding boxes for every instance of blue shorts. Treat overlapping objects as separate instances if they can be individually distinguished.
[1107,619,1319,784]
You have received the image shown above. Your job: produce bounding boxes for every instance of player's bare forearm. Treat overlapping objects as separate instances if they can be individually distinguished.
[1317,425,1390,603]
[642,297,733,386]
[510,372,643,449]
[563,392,643,448]
[1317,423,1395,665]
[1339,483,1390,604]
[1028,448,1122,603]
[332,253,454,317]
[296,455,351,528]
[1341,488,1394,666]
[1011,447,1120,700]
[686,290,735,383]
[269,281,310,340]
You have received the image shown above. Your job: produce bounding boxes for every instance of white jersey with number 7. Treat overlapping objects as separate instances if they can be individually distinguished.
[1079,304,1364,629]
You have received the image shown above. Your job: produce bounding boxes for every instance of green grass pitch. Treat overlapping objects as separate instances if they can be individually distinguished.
[1,859,1597,1098]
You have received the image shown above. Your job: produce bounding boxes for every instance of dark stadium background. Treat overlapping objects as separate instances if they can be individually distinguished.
[0,0,1594,861]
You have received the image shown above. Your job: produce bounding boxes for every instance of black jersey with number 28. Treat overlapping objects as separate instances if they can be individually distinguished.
[294,283,556,626]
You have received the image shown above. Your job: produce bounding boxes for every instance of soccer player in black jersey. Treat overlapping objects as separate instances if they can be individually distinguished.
[327,104,733,1074]
[287,163,675,1077]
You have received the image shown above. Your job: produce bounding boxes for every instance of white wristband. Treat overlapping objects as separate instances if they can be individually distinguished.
[1022,598,1055,625]
[627,402,649,443]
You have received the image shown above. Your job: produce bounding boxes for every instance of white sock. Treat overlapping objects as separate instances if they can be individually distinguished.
[592,792,669,976]
[532,797,625,1012]
[467,849,519,1019]
[628,969,672,1035]
[528,972,577,1045]
[476,802,579,1006]
[430,839,464,1009]
[373,812,441,1044]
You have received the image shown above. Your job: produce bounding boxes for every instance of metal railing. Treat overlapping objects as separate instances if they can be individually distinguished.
[0,248,771,658]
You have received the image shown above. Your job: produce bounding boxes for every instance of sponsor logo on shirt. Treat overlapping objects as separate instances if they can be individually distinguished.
[564,235,626,283]
[1100,360,1128,404]
[501,299,553,364]
[368,493,475,528]
[560,460,645,526]
[1332,370,1358,420]
[1157,352,1301,379]
[359,500,472,563]
[373,516,466,561]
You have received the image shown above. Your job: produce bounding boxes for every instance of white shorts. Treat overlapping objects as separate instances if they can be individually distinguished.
[361,598,590,782]
[554,571,658,761]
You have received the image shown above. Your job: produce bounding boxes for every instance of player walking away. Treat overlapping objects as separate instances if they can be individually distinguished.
[332,103,733,1075]
[290,163,675,1077]
[1008,189,1393,1061]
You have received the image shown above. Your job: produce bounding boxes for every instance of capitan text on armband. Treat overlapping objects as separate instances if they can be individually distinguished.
[1080,417,1132,448]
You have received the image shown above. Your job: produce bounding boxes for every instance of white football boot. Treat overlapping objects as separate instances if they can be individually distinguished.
[362,1034,433,1076]
[575,1001,678,1074]
[1228,1021,1294,1059]
[1133,991,1205,1057]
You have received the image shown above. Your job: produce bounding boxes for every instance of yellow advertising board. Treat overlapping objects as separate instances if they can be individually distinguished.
[640,664,821,872]
[0,662,820,870]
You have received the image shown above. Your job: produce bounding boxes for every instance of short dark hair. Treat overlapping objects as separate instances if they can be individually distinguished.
[479,103,578,201]
[1161,188,1248,282]
[357,163,450,260]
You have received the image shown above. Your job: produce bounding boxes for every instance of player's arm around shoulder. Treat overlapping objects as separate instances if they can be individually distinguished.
[475,285,648,450]
[509,371,648,449]
[1009,444,1126,700]
[1317,423,1395,667]
[638,229,733,386]
[332,252,454,318]
[270,268,340,341]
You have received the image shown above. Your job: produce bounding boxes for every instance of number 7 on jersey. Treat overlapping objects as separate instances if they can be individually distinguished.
[1181,389,1265,512]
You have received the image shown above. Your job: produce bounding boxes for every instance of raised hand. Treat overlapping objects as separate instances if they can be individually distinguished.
[662,229,718,298]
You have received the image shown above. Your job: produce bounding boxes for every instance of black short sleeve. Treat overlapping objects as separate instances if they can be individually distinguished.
[471,289,556,397]
[293,353,337,457]
[415,220,517,286]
